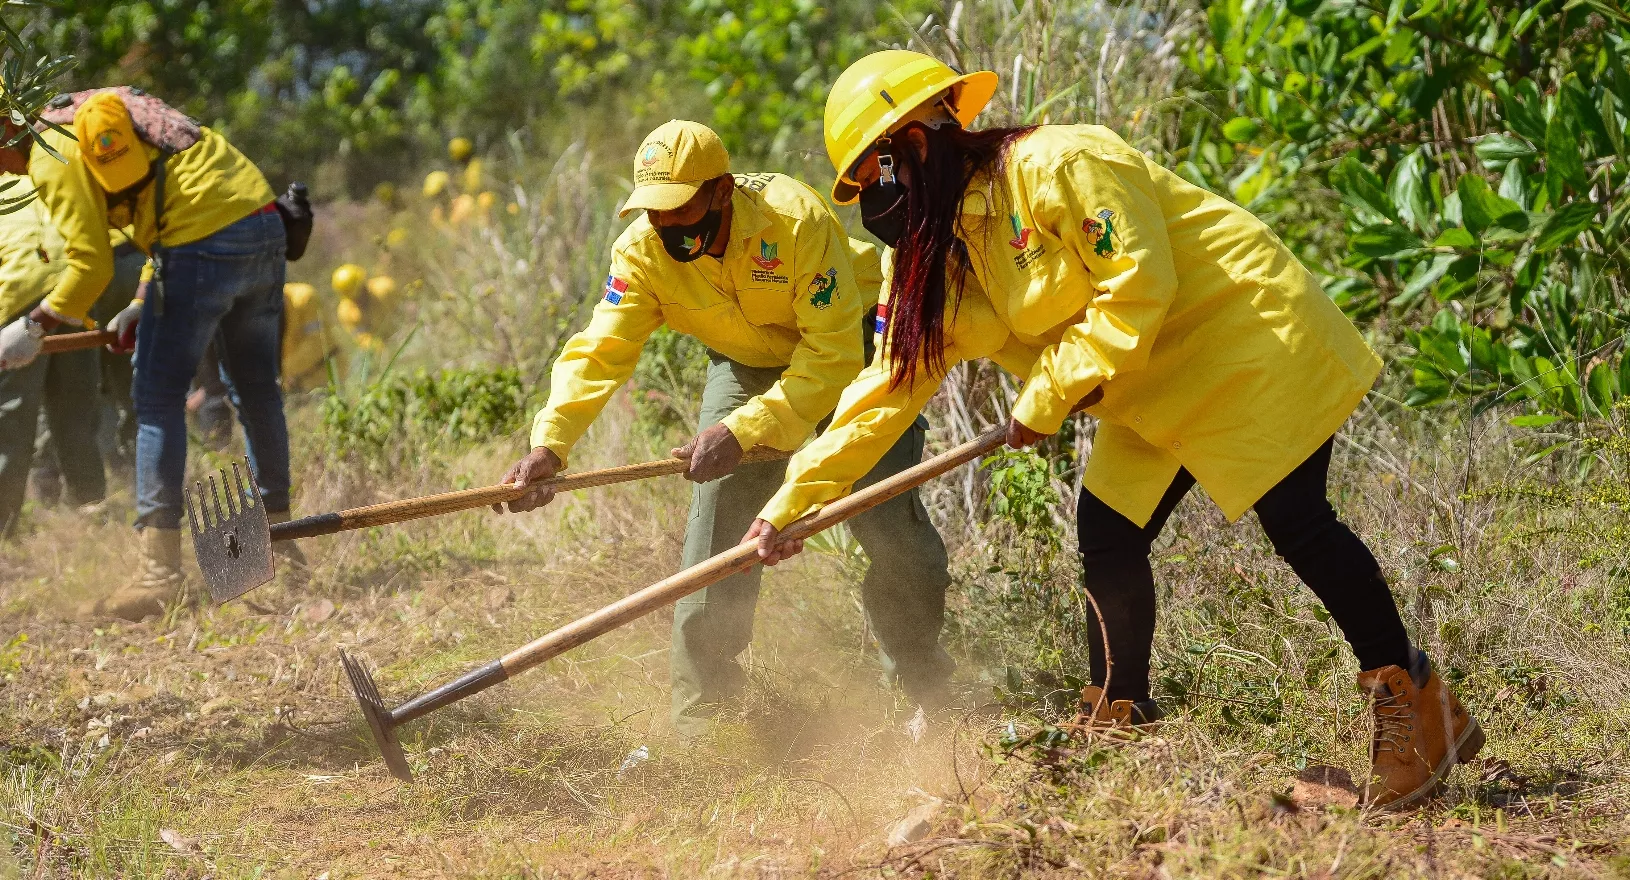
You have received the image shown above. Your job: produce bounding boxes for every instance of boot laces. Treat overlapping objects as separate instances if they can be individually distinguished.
[1370,687,1413,755]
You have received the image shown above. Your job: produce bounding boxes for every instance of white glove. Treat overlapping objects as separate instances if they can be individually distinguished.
[107,298,143,353]
[0,315,45,370]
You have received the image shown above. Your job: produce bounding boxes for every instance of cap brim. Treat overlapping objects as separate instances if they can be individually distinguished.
[88,153,150,195]
[619,181,703,217]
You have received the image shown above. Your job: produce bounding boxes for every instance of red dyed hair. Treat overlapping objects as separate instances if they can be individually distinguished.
[882,124,1037,390]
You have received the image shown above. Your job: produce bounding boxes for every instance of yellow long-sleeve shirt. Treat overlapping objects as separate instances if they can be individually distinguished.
[28,125,274,323]
[0,186,68,323]
[761,125,1382,530]
[529,173,883,464]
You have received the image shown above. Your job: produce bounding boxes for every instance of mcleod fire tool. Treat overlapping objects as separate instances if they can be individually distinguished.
[185,447,794,604]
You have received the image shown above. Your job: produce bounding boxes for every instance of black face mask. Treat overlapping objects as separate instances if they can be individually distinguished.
[657,207,724,263]
[858,150,908,247]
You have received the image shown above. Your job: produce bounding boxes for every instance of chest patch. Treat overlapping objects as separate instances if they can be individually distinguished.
[1008,213,1045,272]
[748,239,788,284]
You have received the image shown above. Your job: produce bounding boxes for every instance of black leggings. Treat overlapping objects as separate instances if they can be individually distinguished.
[1077,438,1411,702]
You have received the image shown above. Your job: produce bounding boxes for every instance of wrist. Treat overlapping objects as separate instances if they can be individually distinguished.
[24,308,56,334]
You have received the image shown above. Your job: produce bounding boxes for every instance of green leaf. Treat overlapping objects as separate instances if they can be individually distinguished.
[1473,133,1536,164]
[1508,414,1560,428]
[1499,78,1548,143]
[1431,227,1478,248]
[1331,153,1396,221]
[1546,113,1590,193]
[1341,33,1389,63]
[1402,253,1456,301]
[1534,200,1600,252]
[1588,361,1617,414]
[1457,175,1527,235]
[1351,223,1424,259]
[1388,149,1433,233]
[1222,116,1261,142]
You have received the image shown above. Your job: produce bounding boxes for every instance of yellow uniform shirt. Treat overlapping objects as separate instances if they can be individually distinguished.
[282,281,336,390]
[0,188,67,323]
[530,173,883,464]
[28,126,275,323]
[762,125,1381,530]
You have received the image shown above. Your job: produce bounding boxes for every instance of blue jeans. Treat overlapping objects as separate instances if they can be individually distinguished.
[133,209,290,529]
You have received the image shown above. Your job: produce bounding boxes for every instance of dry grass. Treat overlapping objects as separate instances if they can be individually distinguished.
[0,393,1626,879]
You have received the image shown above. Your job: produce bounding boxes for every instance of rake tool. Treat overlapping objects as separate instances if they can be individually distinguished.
[184,447,796,604]
[41,329,118,355]
[338,407,1078,782]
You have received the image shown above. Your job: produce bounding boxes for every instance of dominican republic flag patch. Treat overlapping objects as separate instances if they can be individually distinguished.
[874,303,889,334]
[604,275,628,304]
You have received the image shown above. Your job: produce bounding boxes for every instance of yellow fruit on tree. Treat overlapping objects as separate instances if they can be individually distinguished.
[448,193,476,226]
[423,170,450,199]
[461,158,484,193]
[365,275,397,301]
[476,191,496,211]
[385,227,409,249]
[448,136,474,163]
[330,264,366,297]
[373,182,397,205]
[283,281,317,309]
[336,297,363,333]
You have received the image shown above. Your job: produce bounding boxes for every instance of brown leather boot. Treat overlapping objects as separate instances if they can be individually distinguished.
[1066,685,1163,732]
[94,527,186,621]
[1358,651,1484,809]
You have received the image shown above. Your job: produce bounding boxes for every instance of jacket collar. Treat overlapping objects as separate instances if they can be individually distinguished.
[725,183,771,256]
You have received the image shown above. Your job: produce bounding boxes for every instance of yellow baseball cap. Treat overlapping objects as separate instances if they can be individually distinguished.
[74,92,149,193]
[620,120,730,217]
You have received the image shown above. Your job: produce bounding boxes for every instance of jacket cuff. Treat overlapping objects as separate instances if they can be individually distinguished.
[36,301,86,328]
[719,400,774,451]
[1012,372,1073,436]
[528,421,574,469]
[761,485,820,530]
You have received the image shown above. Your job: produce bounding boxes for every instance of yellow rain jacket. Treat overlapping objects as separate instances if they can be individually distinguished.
[530,173,882,465]
[28,126,274,324]
[0,187,67,323]
[761,125,1381,530]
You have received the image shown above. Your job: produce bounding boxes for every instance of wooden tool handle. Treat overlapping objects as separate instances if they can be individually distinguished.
[40,329,118,355]
[495,425,1007,678]
[269,445,795,541]
[384,389,1104,726]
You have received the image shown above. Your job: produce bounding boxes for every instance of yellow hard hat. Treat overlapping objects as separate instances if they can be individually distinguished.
[74,92,149,194]
[331,263,366,297]
[823,50,998,204]
[448,136,474,163]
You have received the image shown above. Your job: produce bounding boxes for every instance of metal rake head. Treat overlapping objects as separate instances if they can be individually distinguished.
[340,649,413,782]
[184,456,275,603]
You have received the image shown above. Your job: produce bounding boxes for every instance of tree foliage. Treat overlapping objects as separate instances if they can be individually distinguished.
[1190,0,1630,419]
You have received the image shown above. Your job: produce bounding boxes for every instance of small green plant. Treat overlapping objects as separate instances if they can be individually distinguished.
[321,366,530,470]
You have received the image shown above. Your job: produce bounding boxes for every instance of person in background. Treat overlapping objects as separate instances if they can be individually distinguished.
[497,120,953,737]
[0,181,141,532]
[0,89,292,620]
[748,50,1482,810]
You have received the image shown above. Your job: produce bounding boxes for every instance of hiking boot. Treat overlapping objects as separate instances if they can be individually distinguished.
[1358,651,1484,810]
[95,527,185,621]
[1066,685,1163,731]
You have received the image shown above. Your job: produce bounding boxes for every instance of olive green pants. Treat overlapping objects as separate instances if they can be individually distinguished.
[671,351,953,736]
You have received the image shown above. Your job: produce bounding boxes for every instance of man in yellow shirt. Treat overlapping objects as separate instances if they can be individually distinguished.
[498,120,951,735]
[0,183,143,532]
[0,89,293,620]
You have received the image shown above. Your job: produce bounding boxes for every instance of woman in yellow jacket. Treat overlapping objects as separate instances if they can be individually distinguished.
[747,51,1481,809]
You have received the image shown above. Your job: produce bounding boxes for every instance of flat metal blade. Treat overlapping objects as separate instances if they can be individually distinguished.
[340,650,413,782]
[185,457,275,603]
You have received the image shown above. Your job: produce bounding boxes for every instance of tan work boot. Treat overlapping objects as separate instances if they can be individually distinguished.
[95,527,186,621]
[1066,685,1163,732]
[1358,651,1484,809]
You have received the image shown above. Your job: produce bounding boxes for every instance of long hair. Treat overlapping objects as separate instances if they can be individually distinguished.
[884,123,1037,390]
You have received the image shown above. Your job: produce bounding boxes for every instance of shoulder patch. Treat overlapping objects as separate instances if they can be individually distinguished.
[604,275,628,304]
[807,268,838,309]
[1083,208,1117,257]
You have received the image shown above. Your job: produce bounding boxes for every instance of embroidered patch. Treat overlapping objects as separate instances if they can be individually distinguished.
[1084,208,1117,257]
[807,268,838,310]
[1007,213,1033,250]
[604,275,628,304]
[750,240,782,271]
[874,303,888,334]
